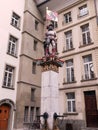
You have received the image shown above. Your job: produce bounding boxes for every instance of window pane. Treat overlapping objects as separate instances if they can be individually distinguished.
[24,106,29,122]
[30,107,34,122]
[67,93,75,99]
[64,12,72,23]
[72,101,76,112]
[3,65,14,88]
[66,93,76,113]
[31,89,35,101]
[8,35,17,56]
[11,12,20,28]
[79,4,88,16]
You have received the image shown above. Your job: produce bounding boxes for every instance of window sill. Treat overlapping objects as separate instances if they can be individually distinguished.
[2,86,14,90]
[7,52,18,58]
[63,81,77,85]
[77,12,89,19]
[79,42,94,48]
[10,23,20,31]
[81,77,97,82]
[62,48,75,53]
[63,112,78,116]
[62,21,72,26]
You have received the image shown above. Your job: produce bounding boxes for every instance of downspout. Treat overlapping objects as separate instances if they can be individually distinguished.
[94,0,98,24]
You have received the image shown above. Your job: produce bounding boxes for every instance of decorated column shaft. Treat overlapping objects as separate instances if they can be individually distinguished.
[41,62,59,129]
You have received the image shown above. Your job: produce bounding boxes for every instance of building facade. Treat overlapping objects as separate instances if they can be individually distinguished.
[57,0,98,129]
[1,0,98,130]
[0,0,24,130]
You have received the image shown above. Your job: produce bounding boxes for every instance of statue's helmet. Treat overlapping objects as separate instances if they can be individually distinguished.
[47,24,54,30]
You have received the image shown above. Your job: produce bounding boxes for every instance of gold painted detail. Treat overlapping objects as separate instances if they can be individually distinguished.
[42,64,58,72]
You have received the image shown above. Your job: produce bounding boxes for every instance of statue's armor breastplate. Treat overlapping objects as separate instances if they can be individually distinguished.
[46,31,56,40]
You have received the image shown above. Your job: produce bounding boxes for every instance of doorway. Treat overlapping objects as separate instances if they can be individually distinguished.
[0,104,10,130]
[84,90,98,127]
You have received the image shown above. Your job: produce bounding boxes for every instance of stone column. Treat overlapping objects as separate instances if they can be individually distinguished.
[41,61,60,130]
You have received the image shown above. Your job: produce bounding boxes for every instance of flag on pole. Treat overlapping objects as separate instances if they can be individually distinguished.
[46,9,58,22]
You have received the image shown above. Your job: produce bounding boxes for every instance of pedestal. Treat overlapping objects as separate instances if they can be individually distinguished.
[41,70,59,129]
[37,57,64,130]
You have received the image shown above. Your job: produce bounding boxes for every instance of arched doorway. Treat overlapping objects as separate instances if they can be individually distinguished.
[0,104,11,130]
[0,99,16,130]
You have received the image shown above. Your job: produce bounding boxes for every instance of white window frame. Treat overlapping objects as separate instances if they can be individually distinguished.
[66,93,76,113]
[11,12,20,28]
[83,55,94,80]
[8,35,18,56]
[81,24,91,45]
[65,31,73,50]
[3,65,14,88]
[79,4,88,17]
[66,60,74,82]
[64,12,72,23]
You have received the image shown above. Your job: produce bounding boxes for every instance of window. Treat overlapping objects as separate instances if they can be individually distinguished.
[24,106,29,122]
[66,59,74,82]
[11,12,20,28]
[66,92,76,113]
[36,107,40,121]
[31,88,35,101]
[65,30,73,50]
[81,24,91,45]
[33,40,37,51]
[32,62,36,74]
[79,4,88,17]
[35,20,39,30]
[64,12,72,23]
[83,55,94,80]
[51,21,58,28]
[3,65,14,89]
[7,35,18,56]
[30,107,34,122]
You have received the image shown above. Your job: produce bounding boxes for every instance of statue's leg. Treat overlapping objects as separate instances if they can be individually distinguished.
[51,40,56,56]
[46,38,50,56]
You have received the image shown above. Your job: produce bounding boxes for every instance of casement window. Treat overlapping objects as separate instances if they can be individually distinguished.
[11,12,20,28]
[30,107,34,122]
[79,4,88,17]
[24,106,29,122]
[24,106,40,123]
[51,21,58,28]
[3,65,14,89]
[33,40,37,51]
[7,35,18,56]
[66,59,74,82]
[65,30,73,50]
[66,92,76,113]
[81,24,91,45]
[64,12,72,23]
[83,55,94,80]
[31,88,35,101]
[32,62,36,74]
[35,20,39,30]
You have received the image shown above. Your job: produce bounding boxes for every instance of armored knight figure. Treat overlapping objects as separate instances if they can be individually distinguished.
[43,24,57,57]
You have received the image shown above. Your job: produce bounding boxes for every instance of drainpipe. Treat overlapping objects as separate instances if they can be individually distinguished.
[94,0,98,25]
